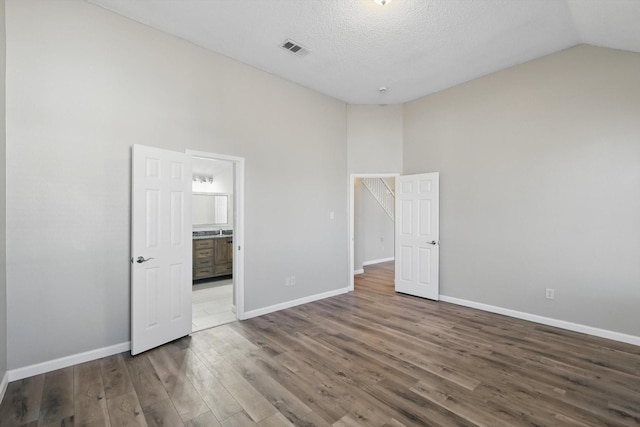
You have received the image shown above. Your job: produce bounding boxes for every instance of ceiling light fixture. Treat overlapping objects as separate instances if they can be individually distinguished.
[374,0,392,5]
[193,175,213,184]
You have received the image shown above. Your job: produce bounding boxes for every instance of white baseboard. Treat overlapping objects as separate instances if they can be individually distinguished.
[0,370,8,404]
[8,341,131,382]
[362,257,394,266]
[242,287,350,320]
[353,269,364,275]
[440,295,640,347]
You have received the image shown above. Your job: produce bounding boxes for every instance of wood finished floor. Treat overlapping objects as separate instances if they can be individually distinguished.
[1,262,639,426]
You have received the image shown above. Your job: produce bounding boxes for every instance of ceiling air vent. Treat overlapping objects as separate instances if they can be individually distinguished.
[280,39,310,57]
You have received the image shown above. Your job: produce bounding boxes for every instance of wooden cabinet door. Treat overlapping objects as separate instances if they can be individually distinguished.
[226,238,233,262]
[214,238,232,264]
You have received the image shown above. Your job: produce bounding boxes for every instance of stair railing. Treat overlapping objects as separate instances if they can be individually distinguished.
[362,177,395,221]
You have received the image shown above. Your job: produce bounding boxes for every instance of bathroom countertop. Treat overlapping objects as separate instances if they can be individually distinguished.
[193,231,233,240]
[193,234,232,240]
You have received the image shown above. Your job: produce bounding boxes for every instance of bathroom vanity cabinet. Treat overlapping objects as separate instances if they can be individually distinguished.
[193,236,232,280]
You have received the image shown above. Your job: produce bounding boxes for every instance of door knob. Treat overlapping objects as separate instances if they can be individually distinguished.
[135,256,154,263]
[426,241,439,246]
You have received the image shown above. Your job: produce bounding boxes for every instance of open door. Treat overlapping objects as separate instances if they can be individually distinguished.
[131,144,192,355]
[395,172,440,300]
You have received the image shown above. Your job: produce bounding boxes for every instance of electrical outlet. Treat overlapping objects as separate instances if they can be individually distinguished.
[545,288,555,300]
[285,276,296,286]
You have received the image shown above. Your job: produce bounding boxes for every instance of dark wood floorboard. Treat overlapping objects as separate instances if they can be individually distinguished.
[1,261,639,426]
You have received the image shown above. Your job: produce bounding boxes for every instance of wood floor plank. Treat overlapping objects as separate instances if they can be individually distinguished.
[171,348,243,421]
[199,326,259,355]
[257,412,295,427]
[105,392,146,427]
[238,325,350,423]
[381,418,406,427]
[183,411,222,427]
[100,355,135,400]
[0,375,44,426]
[364,377,477,427]
[221,347,334,426]
[218,352,312,423]
[38,367,74,426]
[141,398,184,427]
[122,354,170,409]
[227,322,286,358]
[217,376,277,423]
[146,348,209,422]
[409,379,516,427]
[332,414,363,427]
[73,360,110,427]
[219,411,257,427]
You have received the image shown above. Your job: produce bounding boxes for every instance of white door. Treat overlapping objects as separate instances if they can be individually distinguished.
[395,172,440,300]
[131,144,192,355]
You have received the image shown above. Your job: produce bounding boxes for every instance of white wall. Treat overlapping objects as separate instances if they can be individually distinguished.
[5,0,348,370]
[404,45,640,337]
[347,105,403,173]
[0,0,7,388]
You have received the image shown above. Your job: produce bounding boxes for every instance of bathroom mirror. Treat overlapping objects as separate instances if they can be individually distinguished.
[192,193,229,226]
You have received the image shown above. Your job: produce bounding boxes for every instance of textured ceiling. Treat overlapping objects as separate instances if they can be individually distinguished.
[88,0,640,104]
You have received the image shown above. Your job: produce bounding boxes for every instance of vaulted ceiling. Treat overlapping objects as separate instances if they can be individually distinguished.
[88,0,640,104]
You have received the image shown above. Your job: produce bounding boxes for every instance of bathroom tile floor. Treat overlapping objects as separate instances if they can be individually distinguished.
[192,278,236,332]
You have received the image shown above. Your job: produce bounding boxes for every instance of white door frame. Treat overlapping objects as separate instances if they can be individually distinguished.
[187,150,246,319]
[348,173,400,291]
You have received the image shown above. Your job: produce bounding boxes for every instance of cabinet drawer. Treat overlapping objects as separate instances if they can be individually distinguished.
[194,239,214,249]
[194,267,214,278]
[194,249,213,259]
[194,258,213,268]
[214,263,232,275]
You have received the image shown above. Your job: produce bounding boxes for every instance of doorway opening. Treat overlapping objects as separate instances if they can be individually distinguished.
[188,150,245,331]
[349,173,399,292]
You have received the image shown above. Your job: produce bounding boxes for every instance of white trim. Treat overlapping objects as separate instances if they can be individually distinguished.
[7,342,131,382]
[187,150,245,320]
[440,296,640,347]
[242,287,349,320]
[187,150,244,164]
[362,257,394,266]
[349,173,400,292]
[353,269,365,275]
[0,371,8,403]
